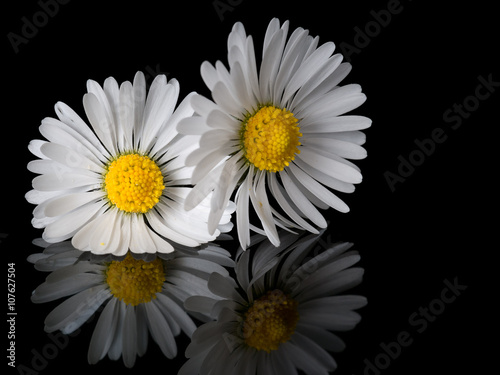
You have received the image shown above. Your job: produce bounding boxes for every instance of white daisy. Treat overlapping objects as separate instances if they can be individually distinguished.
[26,71,234,256]
[28,238,234,368]
[178,18,371,249]
[180,231,366,374]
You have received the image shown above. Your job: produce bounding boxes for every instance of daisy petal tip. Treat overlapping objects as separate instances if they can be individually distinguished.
[339,204,350,214]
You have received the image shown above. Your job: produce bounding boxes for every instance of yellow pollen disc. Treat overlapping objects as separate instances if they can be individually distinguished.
[243,289,299,352]
[241,106,302,173]
[105,254,165,306]
[104,153,165,213]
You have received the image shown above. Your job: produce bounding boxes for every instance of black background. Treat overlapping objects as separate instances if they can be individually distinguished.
[3,0,497,374]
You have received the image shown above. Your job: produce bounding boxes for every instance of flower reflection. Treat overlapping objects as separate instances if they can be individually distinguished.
[181,230,366,374]
[28,239,234,367]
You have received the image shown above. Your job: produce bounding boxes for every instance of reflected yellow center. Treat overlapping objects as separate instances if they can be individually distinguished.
[106,254,165,306]
[243,289,299,352]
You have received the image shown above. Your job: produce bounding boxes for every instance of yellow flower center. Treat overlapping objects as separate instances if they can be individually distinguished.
[243,289,299,352]
[105,254,165,306]
[241,106,302,173]
[103,153,164,213]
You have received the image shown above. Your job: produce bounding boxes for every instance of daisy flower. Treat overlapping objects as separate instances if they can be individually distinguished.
[180,231,366,374]
[177,18,371,249]
[26,71,234,256]
[28,238,234,367]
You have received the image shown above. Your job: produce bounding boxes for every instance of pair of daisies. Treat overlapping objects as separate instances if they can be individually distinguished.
[26,18,369,373]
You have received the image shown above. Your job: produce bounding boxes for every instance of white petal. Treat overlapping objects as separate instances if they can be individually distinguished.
[298,146,362,183]
[153,198,214,245]
[280,170,327,228]
[190,93,219,116]
[159,91,196,138]
[184,140,218,167]
[200,61,219,91]
[263,18,281,53]
[156,293,197,337]
[288,163,349,213]
[303,89,366,120]
[289,333,337,373]
[158,132,200,164]
[32,172,100,191]
[192,146,235,184]
[107,302,125,360]
[208,156,246,235]
[168,257,229,278]
[44,191,105,218]
[212,81,243,119]
[145,301,177,358]
[44,201,106,242]
[268,172,318,233]
[184,164,222,211]
[140,77,179,153]
[45,261,104,283]
[304,137,366,160]
[117,80,135,151]
[136,304,149,356]
[39,118,107,165]
[32,273,104,303]
[177,116,209,135]
[299,295,367,312]
[88,208,126,255]
[207,272,246,304]
[301,115,372,132]
[131,215,174,254]
[259,28,286,102]
[311,61,352,97]
[83,92,117,155]
[184,296,217,316]
[327,130,366,145]
[128,215,157,254]
[44,285,110,334]
[146,209,199,247]
[282,42,336,105]
[294,268,364,302]
[206,108,239,131]
[294,254,362,296]
[199,129,237,151]
[25,188,57,205]
[273,27,310,105]
[103,77,120,139]
[235,175,251,250]
[88,297,120,364]
[244,36,261,101]
[122,305,138,368]
[228,62,254,111]
[290,53,343,109]
[228,45,257,105]
[133,72,147,150]
[54,101,111,160]
[279,341,322,375]
[28,159,65,175]
[248,170,280,246]
[298,309,362,331]
[28,139,48,159]
[295,322,346,352]
[71,206,107,251]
